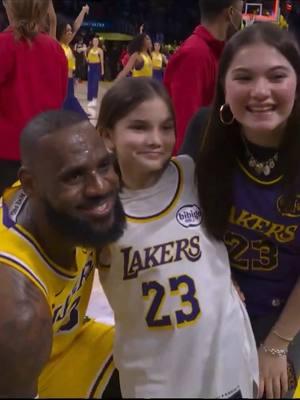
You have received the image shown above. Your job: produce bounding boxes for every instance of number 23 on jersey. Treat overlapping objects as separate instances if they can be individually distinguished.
[142,274,201,329]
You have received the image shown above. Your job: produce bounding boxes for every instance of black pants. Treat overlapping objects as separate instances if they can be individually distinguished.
[0,159,20,195]
[251,310,300,397]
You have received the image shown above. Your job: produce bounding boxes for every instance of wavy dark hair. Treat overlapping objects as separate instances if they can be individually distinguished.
[128,33,150,55]
[56,13,71,42]
[196,22,300,240]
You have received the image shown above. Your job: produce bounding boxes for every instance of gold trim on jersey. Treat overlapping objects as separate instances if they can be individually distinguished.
[237,159,283,185]
[0,252,48,298]
[13,225,78,279]
[88,354,114,398]
[126,159,183,223]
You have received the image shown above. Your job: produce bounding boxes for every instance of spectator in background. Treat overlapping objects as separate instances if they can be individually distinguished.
[151,42,168,81]
[86,36,104,108]
[115,33,153,81]
[0,0,68,194]
[56,5,89,118]
[74,36,87,81]
[164,0,244,154]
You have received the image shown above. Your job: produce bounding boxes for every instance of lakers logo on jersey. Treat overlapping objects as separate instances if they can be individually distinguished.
[52,259,94,334]
[277,194,300,218]
[122,235,202,280]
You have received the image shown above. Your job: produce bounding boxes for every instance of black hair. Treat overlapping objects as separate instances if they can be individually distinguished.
[199,0,239,21]
[56,13,71,42]
[20,110,87,165]
[128,33,149,55]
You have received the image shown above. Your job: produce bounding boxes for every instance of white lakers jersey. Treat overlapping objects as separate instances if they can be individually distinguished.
[99,155,258,398]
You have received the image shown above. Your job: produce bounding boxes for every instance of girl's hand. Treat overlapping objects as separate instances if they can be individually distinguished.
[258,347,288,398]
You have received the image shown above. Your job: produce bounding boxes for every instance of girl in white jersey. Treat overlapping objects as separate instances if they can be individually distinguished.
[96,77,258,398]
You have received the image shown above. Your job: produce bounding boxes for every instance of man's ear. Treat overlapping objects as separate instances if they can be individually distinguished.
[18,167,35,198]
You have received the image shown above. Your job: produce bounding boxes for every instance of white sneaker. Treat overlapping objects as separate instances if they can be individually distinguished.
[88,98,97,108]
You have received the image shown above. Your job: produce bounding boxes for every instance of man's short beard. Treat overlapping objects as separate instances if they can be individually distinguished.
[43,196,126,248]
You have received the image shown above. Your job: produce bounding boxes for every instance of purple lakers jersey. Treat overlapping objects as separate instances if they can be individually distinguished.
[225,161,300,317]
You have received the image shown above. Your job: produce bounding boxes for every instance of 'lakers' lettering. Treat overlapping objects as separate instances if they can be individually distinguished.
[53,260,94,330]
[122,236,201,280]
[229,207,298,243]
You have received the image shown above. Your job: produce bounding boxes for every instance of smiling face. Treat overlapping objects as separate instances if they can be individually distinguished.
[26,122,125,247]
[224,41,298,146]
[104,97,175,189]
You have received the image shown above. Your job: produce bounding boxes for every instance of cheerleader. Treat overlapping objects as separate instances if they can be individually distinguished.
[86,37,104,108]
[151,42,168,81]
[115,33,153,81]
[56,5,89,118]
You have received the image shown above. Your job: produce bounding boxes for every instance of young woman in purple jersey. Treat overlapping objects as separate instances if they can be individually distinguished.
[194,22,300,399]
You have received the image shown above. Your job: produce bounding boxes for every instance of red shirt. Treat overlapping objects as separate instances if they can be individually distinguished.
[0,29,68,160]
[164,26,224,154]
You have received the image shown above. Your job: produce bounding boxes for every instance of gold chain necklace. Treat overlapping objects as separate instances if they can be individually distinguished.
[242,136,279,177]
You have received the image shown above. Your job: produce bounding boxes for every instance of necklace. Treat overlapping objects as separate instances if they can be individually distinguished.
[241,136,279,177]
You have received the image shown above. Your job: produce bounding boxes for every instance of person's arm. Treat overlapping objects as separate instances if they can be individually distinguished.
[164,51,206,154]
[69,4,89,43]
[139,24,144,34]
[258,277,300,398]
[59,47,68,103]
[162,54,168,66]
[115,52,139,81]
[99,48,105,77]
[0,265,52,397]
[47,0,57,39]
[179,107,210,160]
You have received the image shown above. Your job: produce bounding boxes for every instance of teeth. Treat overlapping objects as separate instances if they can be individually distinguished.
[97,202,108,211]
[248,107,274,112]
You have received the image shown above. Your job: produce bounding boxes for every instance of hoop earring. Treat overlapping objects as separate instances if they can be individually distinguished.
[219,104,234,125]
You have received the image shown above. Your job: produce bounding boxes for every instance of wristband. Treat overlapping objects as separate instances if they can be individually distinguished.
[272,329,294,343]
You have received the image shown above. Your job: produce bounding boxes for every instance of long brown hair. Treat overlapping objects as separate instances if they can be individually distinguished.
[97,77,175,134]
[5,0,49,40]
[196,22,300,240]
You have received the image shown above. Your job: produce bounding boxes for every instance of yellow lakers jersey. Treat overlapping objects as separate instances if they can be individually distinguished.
[132,52,153,78]
[87,48,101,64]
[151,51,163,70]
[61,43,76,71]
[0,185,95,359]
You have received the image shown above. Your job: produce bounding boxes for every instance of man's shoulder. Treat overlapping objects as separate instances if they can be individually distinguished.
[173,34,210,62]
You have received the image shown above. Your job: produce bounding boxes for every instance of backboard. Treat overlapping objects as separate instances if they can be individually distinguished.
[242,0,280,23]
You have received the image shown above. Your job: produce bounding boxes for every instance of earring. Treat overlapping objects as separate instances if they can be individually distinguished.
[219,104,234,125]
[106,147,115,154]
